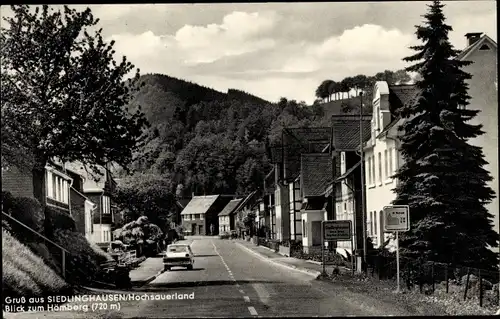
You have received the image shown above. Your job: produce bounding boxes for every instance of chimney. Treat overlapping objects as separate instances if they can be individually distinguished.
[465,32,483,47]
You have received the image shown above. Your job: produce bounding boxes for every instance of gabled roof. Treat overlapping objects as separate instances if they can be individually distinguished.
[301,154,333,197]
[180,195,219,215]
[331,115,371,151]
[457,34,497,61]
[218,199,242,216]
[234,190,258,213]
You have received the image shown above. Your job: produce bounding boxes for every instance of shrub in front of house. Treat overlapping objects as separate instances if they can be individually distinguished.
[2,192,45,241]
[51,229,113,284]
[2,228,71,300]
[44,206,76,234]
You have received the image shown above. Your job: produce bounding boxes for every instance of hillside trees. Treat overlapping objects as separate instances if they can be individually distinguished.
[1,5,150,205]
[392,0,498,270]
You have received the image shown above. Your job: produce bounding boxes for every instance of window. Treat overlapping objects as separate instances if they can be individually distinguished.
[378,152,382,184]
[46,170,69,204]
[344,202,347,211]
[384,150,388,179]
[371,155,376,184]
[102,196,111,214]
[389,148,393,175]
[367,157,372,185]
[200,214,204,220]
[303,220,307,237]
[369,211,373,235]
[194,214,200,220]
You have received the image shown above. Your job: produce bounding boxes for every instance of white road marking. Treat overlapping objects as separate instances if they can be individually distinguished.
[212,241,237,283]
[239,289,244,294]
[243,296,250,302]
[252,283,271,305]
[248,306,258,316]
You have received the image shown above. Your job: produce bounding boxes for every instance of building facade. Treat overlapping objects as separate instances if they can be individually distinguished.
[458,33,498,242]
[364,82,418,249]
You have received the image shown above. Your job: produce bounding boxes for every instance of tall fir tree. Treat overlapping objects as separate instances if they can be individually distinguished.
[392,0,498,271]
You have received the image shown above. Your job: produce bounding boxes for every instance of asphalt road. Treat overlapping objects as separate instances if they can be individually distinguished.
[4,238,420,318]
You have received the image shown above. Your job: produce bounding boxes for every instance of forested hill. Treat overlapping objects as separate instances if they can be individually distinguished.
[120,73,328,198]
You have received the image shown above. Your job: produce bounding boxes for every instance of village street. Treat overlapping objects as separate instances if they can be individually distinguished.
[4,238,431,318]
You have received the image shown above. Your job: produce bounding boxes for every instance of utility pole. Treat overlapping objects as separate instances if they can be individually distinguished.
[359,92,367,270]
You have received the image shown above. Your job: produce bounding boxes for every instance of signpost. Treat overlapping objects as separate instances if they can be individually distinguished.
[383,205,410,293]
[321,220,353,276]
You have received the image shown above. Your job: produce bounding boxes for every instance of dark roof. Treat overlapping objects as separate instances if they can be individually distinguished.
[234,190,258,213]
[378,84,420,137]
[180,195,219,215]
[218,199,242,216]
[456,33,493,60]
[331,115,371,151]
[336,161,361,182]
[301,154,333,197]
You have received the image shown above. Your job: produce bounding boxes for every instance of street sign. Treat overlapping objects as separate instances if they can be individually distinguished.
[322,220,352,241]
[382,205,410,293]
[383,205,410,232]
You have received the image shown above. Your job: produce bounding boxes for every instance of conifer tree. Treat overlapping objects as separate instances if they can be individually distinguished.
[392,0,498,271]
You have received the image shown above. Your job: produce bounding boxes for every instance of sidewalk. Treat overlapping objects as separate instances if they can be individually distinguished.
[235,239,340,278]
[129,257,164,286]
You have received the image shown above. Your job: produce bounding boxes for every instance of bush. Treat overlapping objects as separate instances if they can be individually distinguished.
[2,193,44,240]
[2,228,69,299]
[45,206,76,233]
[51,229,113,283]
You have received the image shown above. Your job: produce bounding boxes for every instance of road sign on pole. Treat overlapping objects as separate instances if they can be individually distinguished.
[322,220,352,241]
[321,220,353,276]
[383,205,410,232]
[383,205,410,293]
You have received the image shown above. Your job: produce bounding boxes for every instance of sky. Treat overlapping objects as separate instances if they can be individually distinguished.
[1,2,497,104]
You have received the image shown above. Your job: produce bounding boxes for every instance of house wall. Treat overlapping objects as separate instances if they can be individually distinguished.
[463,42,499,240]
[289,179,302,242]
[301,210,324,252]
[182,214,206,235]
[274,184,290,241]
[90,224,112,243]
[86,192,113,225]
[219,216,230,233]
[365,82,401,249]
[1,166,34,199]
[70,189,86,235]
[84,200,94,241]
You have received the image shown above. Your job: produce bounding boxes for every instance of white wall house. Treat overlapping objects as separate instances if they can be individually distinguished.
[364,81,416,249]
[365,33,498,251]
[289,176,303,242]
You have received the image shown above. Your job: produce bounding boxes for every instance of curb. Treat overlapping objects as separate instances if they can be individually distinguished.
[236,242,321,278]
[132,269,165,287]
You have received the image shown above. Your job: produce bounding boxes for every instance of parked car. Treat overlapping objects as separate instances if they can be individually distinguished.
[163,244,194,271]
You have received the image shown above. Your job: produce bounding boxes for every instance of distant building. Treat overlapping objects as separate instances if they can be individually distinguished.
[218,198,242,233]
[180,195,231,236]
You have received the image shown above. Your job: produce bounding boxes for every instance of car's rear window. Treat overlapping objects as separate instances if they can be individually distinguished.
[167,246,188,252]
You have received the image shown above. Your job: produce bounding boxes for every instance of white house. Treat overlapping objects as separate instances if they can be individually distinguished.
[364,82,419,249]
[365,32,498,251]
